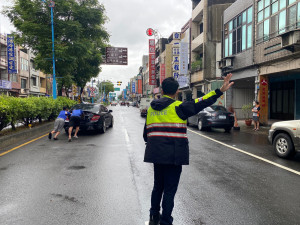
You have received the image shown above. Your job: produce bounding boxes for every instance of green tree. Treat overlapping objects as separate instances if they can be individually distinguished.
[3,0,109,95]
[97,81,114,99]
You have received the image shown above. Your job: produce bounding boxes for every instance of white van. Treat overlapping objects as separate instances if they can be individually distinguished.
[140,98,152,117]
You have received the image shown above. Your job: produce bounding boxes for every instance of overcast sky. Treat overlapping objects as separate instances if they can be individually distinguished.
[0,0,192,91]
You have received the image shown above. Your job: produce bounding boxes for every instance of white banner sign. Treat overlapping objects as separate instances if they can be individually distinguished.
[180,42,188,75]
[178,75,189,88]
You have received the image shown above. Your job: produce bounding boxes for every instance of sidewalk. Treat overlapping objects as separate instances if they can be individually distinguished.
[236,120,271,136]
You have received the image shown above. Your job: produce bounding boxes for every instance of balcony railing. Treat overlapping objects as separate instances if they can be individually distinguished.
[0,57,8,67]
[192,33,204,52]
[0,34,7,45]
[192,0,204,22]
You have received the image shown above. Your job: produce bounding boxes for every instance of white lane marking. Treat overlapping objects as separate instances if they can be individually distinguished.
[187,129,300,176]
[124,128,130,144]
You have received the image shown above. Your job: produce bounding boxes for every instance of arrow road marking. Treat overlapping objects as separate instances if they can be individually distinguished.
[188,129,300,176]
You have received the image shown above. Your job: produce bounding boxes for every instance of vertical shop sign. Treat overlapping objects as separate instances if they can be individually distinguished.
[137,74,142,94]
[7,34,17,74]
[180,42,188,75]
[149,39,156,85]
[160,64,165,84]
[132,81,136,93]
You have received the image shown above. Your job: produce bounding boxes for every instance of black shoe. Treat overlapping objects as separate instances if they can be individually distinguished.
[48,132,52,139]
[149,214,160,225]
[53,137,58,140]
[68,138,72,142]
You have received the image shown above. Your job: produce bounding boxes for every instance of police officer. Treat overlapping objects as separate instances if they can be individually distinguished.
[144,74,234,225]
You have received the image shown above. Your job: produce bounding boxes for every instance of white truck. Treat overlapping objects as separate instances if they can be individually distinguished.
[139,98,152,117]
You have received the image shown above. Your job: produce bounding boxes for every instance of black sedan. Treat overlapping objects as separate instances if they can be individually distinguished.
[187,105,234,132]
[64,104,113,133]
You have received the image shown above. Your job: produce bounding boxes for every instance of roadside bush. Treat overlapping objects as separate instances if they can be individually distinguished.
[0,95,76,132]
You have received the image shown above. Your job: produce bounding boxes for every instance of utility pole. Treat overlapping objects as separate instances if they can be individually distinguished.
[41,0,57,99]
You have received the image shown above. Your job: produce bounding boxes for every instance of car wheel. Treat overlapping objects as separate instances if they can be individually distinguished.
[110,118,114,128]
[100,121,106,133]
[198,119,205,131]
[225,127,232,132]
[273,133,295,158]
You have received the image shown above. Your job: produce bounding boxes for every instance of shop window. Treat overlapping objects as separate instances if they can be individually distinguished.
[258,11,264,22]
[270,14,279,36]
[242,25,246,50]
[247,25,252,48]
[258,0,264,11]
[272,1,279,14]
[288,0,296,5]
[264,19,270,40]
[279,10,286,33]
[225,37,228,57]
[32,77,37,86]
[247,7,253,23]
[21,79,26,89]
[229,33,232,55]
[288,4,297,29]
[280,0,286,10]
[265,6,270,18]
[242,11,247,23]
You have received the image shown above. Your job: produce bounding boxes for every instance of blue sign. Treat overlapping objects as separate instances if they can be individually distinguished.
[123,89,127,99]
[132,82,135,93]
[0,80,12,89]
[7,35,17,74]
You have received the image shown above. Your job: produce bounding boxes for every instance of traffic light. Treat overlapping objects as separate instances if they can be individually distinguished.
[117,81,122,86]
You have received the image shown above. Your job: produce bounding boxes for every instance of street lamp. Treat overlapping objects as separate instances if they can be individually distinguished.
[41,0,57,99]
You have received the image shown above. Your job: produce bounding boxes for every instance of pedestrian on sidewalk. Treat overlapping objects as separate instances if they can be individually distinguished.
[144,74,234,225]
[48,107,70,140]
[252,101,260,131]
[68,108,83,142]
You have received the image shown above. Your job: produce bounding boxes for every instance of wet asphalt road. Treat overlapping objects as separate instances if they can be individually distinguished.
[0,106,300,225]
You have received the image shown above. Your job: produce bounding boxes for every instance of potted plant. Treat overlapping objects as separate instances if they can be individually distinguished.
[242,103,253,126]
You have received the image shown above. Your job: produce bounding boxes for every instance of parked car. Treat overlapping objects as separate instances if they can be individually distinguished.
[120,101,126,106]
[64,104,113,134]
[187,105,234,132]
[140,98,151,117]
[268,120,300,158]
[111,101,118,106]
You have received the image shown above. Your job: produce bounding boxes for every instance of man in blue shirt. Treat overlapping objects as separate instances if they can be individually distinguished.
[68,108,83,142]
[48,107,70,140]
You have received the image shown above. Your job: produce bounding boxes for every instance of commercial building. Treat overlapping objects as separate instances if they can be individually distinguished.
[0,34,20,96]
[221,0,300,122]
[190,0,235,99]
[255,0,300,122]
[220,0,257,119]
[29,50,40,96]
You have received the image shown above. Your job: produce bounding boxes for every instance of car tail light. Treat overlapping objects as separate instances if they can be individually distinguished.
[91,115,101,122]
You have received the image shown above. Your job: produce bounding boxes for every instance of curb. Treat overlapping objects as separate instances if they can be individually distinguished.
[0,122,54,151]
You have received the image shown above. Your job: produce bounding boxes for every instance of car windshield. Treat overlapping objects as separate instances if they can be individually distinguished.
[210,105,227,112]
[72,104,100,113]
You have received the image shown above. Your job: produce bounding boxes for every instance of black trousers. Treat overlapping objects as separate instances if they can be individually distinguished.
[150,164,182,225]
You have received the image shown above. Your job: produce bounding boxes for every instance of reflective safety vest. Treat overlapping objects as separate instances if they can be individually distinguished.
[194,90,217,103]
[146,97,187,139]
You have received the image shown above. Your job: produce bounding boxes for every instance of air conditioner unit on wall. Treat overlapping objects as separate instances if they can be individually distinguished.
[218,57,234,69]
[281,30,300,52]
